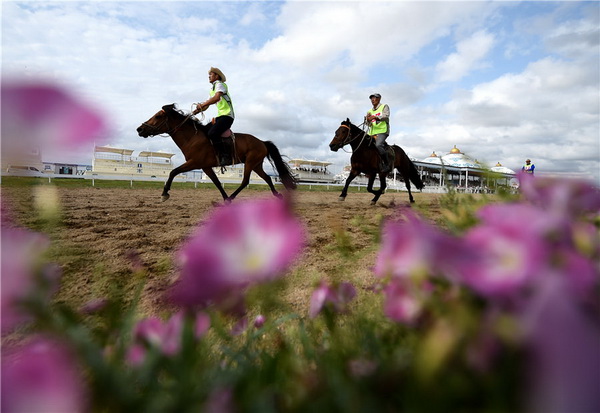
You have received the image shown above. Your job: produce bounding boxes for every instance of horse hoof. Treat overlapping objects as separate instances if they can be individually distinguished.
[274,192,283,199]
[338,197,346,202]
[161,194,170,202]
[370,201,377,206]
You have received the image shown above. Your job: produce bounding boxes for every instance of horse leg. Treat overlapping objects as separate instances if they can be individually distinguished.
[227,160,257,201]
[367,175,385,205]
[253,163,282,199]
[339,171,359,201]
[202,168,229,201]
[162,161,195,202]
[401,169,415,203]
[375,173,388,205]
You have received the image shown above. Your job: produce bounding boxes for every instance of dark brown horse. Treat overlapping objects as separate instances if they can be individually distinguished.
[329,118,423,205]
[137,104,297,202]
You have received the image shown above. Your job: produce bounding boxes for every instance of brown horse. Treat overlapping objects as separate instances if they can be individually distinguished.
[137,104,297,202]
[329,118,423,205]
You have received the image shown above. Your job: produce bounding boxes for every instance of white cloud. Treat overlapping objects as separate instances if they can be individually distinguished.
[2,1,598,183]
[435,30,495,83]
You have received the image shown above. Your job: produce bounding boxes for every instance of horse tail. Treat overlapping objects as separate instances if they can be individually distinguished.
[408,158,424,190]
[394,145,424,190]
[264,141,298,190]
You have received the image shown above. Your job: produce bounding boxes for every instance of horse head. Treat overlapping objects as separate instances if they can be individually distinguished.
[329,118,353,152]
[136,104,177,137]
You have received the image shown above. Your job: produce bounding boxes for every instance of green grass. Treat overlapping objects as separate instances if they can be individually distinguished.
[0,176,367,193]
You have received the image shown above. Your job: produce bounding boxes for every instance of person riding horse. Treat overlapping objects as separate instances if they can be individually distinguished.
[365,93,393,174]
[193,67,234,166]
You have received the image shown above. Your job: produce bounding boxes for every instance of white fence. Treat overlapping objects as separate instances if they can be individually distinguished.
[2,171,426,192]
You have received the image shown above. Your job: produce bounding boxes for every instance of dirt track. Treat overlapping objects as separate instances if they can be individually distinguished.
[3,184,443,316]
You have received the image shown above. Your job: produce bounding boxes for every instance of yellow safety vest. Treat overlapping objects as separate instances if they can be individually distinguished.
[367,104,389,135]
[210,81,234,118]
[522,164,534,173]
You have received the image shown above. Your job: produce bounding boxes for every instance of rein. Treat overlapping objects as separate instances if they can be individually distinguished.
[339,122,370,151]
[142,109,197,137]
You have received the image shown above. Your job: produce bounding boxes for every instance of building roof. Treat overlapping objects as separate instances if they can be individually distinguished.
[289,158,332,167]
[138,151,175,159]
[490,162,516,175]
[421,151,443,165]
[94,146,134,156]
[441,145,482,168]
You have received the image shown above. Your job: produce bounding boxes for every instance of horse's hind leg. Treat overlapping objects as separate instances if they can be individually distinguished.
[253,163,282,199]
[368,174,386,205]
[228,158,260,201]
[406,180,415,203]
[203,168,229,201]
[397,168,414,203]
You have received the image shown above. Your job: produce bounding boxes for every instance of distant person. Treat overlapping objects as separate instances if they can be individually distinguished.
[365,93,392,173]
[522,158,535,175]
[194,67,234,165]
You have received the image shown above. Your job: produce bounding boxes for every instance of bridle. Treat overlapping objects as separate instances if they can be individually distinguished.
[141,109,197,137]
[337,122,370,150]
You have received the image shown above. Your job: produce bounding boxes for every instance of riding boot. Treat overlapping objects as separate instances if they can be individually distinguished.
[210,139,230,166]
[378,148,392,174]
[218,141,232,166]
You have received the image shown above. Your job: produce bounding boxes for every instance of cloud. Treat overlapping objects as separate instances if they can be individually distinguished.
[435,30,495,83]
[1,1,598,183]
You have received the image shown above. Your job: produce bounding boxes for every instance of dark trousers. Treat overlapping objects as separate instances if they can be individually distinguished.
[208,116,234,164]
[208,116,234,143]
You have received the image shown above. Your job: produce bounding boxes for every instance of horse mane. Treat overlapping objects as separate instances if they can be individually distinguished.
[342,118,361,133]
[163,103,211,135]
[342,118,367,139]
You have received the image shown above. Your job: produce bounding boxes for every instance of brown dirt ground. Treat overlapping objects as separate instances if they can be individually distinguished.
[2,184,445,318]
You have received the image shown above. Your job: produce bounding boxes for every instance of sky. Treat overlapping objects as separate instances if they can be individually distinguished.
[2,1,599,182]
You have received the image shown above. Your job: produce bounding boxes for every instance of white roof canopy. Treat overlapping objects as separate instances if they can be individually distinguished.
[138,151,175,159]
[289,158,332,167]
[94,146,134,156]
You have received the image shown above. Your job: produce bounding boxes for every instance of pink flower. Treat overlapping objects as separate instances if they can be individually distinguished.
[1,337,86,412]
[253,314,266,328]
[521,274,600,413]
[454,203,556,298]
[1,226,52,335]
[551,247,599,301]
[195,312,211,337]
[127,311,211,365]
[519,173,600,218]
[131,312,184,357]
[309,280,356,318]
[1,82,106,154]
[170,198,305,307]
[375,210,455,280]
[383,279,423,325]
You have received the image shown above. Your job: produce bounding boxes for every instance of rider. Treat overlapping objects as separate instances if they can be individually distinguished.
[365,93,392,174]
[194,67,235,165]
[522,158,535,175]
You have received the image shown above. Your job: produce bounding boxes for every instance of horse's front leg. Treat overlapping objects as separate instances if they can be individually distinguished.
[339,170,359,201]
[162,161,195,202]
[202,168,229,201]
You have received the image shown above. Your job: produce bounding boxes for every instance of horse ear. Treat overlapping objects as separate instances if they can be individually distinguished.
[162,104,176,112]
[345,118,350,123]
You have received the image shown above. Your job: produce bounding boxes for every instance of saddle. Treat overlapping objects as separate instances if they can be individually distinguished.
[215,130,236,168]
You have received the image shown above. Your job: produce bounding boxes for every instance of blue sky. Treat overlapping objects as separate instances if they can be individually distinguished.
[2,1,599,182]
